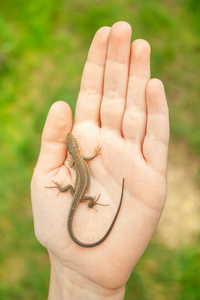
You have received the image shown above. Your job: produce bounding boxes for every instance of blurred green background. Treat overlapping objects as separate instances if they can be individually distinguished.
[0,0,200,299]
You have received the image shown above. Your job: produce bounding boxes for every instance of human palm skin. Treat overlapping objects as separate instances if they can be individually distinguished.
[31,22,169,299]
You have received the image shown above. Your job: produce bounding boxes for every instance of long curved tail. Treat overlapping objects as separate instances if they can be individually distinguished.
[67,178,125,248]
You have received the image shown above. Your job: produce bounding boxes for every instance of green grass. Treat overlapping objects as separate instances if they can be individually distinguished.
[126,240,200,299]
[0,0,200,298]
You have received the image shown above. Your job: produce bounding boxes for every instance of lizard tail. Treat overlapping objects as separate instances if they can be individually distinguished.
[67,178,124,248]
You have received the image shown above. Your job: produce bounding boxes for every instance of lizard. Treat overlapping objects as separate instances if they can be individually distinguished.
[46,132,124,248]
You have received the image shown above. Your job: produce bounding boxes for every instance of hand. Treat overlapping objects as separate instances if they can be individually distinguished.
[31,21,169,299]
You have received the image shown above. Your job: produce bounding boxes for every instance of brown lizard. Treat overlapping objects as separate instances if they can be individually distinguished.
[47,132,124,248]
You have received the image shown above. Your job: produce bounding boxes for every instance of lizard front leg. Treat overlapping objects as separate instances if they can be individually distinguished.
[82,146,101,162]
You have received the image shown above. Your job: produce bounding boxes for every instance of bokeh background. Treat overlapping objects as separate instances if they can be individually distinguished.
[0,0,200,299]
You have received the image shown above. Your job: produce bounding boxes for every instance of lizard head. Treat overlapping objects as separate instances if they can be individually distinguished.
[66,133,80,155]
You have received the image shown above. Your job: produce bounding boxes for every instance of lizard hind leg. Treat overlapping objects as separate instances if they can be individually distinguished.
[84,194,109,209]
[45,180,75,196]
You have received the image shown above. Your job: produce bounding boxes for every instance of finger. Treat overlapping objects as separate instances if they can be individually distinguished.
[75,26,111,126]
[142,79,169,175]
[100,21,132,133]
[123,39,151,144]
[35,101,72,173]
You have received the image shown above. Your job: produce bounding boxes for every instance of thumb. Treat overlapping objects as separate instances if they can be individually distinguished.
[35,101,72,174]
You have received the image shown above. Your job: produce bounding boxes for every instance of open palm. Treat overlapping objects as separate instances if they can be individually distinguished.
[31,22,169,296]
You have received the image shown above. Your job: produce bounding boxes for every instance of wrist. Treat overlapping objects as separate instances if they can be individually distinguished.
[48,253,125,300]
